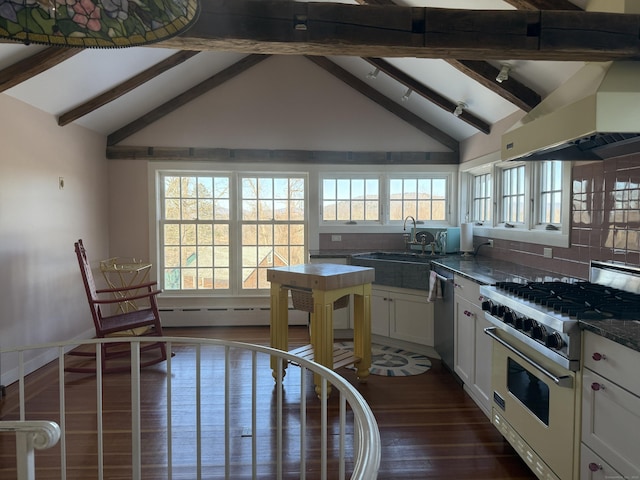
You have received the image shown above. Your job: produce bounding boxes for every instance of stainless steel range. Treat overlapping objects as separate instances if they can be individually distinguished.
[479,261,640,480]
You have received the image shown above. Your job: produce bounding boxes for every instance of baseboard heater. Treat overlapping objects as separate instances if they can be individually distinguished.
[158,306,308,327]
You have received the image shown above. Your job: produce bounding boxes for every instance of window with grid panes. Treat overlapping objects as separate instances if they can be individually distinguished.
[389,177,447,221]
[501,165,525,224]
[539,161,563,225]
[321,177,379,223]
[472,173,492,223]
[160,173,305,293]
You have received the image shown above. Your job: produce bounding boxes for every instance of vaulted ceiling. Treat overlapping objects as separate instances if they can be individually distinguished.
[1,0,636,162]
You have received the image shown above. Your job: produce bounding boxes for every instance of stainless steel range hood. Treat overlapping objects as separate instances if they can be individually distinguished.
[502,61,640,162]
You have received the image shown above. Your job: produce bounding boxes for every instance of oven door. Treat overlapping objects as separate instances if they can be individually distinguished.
[486,327,577,480]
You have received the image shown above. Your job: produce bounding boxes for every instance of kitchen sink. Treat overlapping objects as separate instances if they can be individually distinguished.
[350,251,445,290]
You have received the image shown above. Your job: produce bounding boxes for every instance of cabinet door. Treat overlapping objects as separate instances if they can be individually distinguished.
[390,291,434,346]
[371,289,390,337]
[472,310,492,415]
[582,369,640,479]
[454,295,474,386]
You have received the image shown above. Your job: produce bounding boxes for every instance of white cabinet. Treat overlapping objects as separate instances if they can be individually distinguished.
[581,331,640,480]
[371,285,434,346]
[453,274,492,417]
[308,257,351,329]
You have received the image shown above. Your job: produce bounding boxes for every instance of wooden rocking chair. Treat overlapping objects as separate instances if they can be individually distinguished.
[66,239,168,373]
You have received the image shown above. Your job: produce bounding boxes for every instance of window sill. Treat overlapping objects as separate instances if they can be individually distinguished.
[472,225,569,248]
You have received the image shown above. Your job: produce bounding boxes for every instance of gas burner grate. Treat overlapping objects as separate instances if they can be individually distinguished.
[493,281,640,321]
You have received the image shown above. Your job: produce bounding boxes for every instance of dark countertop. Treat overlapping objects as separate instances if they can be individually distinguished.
[429,255,567,285]
[310,250,640,354]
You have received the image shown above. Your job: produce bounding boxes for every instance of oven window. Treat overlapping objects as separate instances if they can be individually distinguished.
[507,358,550,425]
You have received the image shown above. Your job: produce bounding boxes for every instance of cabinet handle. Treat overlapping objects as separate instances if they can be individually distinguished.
[588,462,602,472]
[592,352,606,361]
[591,382,604,391]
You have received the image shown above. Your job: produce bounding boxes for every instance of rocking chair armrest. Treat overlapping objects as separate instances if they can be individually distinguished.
[96,281,158,295]
[93,289,162,305]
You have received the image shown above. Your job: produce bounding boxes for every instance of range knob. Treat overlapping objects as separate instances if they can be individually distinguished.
[482,300,492,312]
[514,316,524,329]
[545,332,564,349]
[523,318,534,332]
[531,324,546,341]
[503,309,515,325]
[496,305,506,317]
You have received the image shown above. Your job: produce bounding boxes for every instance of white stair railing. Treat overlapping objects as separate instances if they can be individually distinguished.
[0,337,381,480]
[0,421,61,480]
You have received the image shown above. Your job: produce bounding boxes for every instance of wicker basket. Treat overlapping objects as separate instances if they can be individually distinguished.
[290,288,349,313]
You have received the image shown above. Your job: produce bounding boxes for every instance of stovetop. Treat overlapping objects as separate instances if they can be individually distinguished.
[492,280,640,322]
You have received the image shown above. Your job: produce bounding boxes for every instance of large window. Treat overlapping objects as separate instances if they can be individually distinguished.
[160,173,305,294]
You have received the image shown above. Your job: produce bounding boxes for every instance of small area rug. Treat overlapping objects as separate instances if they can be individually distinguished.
[336,342,431,377]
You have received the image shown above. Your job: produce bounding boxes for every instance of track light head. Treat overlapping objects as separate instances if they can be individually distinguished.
[496,64,510,83]
[453,102,467,117]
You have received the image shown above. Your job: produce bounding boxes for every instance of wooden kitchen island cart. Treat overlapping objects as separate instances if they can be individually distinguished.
[267,263,374,395]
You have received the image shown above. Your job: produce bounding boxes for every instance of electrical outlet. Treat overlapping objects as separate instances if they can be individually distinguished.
[331,235,342,242]
[487,239,494,248]
[544,248,553,258]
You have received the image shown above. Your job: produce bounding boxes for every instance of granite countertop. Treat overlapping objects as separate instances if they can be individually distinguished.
[310,250,640,354]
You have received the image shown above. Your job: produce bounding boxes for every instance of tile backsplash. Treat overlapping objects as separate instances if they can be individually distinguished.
[320,155,640,280]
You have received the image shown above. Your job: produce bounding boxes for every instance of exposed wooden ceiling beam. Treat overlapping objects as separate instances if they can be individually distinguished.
[305,55,459,152]
[502,0,581,10]
[445,60,541,112]
[157,1,640,61]
[58,51,200,127]
[364,57,490,134]
[0,47,81,93]
[106,146,458,164]
[107,54,269,146]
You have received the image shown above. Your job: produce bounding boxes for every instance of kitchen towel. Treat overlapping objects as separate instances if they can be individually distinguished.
[428,270,442,302]
[461,222,474,253]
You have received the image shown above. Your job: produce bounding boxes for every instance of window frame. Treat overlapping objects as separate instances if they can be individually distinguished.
[319,171,454,227]
[156,169,308,297]
[461,156,570,248]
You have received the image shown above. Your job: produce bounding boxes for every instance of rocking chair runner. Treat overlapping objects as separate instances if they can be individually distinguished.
[67,239,168,373]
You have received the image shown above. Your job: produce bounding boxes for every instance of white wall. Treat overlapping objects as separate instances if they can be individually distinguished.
[0,94,109,383]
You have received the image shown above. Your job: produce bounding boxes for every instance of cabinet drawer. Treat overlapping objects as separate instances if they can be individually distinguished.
[453,275,482,307]
[583,331,640,397]
[582,369,640,479]
[580,444,623,480]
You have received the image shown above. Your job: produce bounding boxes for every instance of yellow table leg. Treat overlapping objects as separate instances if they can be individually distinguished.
[352,284,372,383]
[270,282,289,380]
[311,289,334,397]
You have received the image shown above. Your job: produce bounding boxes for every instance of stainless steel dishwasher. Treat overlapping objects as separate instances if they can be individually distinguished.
[432,263,455,374]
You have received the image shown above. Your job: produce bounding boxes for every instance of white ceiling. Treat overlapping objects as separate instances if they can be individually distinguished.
[0,0,588,144]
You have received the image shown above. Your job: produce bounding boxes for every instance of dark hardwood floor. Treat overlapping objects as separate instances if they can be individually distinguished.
[0,326,535,479]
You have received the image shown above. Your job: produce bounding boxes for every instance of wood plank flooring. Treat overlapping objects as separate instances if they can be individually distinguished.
[0,326,536,479]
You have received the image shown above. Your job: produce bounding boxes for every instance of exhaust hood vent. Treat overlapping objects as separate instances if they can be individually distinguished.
[502,62,640,162]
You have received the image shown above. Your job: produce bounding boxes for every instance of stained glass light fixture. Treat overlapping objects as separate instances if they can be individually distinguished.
[0,0,200,48]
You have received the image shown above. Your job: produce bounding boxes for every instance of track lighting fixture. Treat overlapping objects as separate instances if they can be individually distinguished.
[401,88,412,102]
[367,68,380,79]
[496,64,510,83]
[453,102,467,117]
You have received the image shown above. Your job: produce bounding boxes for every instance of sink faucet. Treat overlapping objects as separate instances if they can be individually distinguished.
[403,216,417,243]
